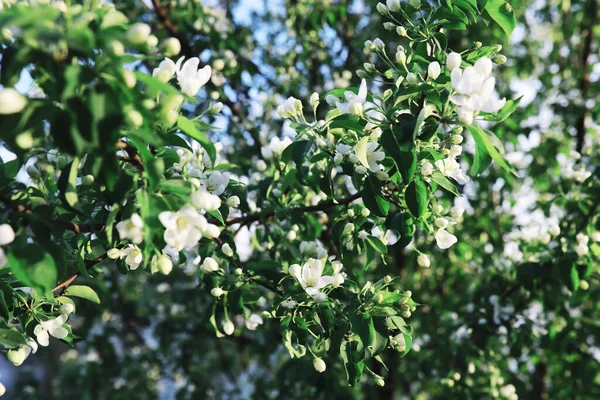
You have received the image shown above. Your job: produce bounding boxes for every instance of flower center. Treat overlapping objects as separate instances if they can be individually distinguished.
[176,217,188,229]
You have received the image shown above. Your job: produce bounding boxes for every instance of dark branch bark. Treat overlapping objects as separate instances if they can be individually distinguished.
[116,139,144,170]
[150,0,194,57]
[225,192,362,227]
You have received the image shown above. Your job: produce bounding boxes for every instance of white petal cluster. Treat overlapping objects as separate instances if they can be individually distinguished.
[575,233,589,256]
[434,145,469,184]
[121,244,143,270]
[191,190,221,211]
[277,96,302,119]
[261,136,293,159]
[34,315,69,347]
[289,258,339,298]
[152,56,211,97]
[336,79,368,116]
[116,213,144,244]
[159,205,220,251]
[450,56,506,125]
[245,314,264,330]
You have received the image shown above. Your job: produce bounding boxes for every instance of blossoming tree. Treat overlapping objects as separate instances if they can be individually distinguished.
[0,0,598,398]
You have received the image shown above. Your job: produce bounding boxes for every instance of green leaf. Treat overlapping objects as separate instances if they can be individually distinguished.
[0,328,27,348]
[351,313,374,354]
[366,236,387,255]
[64,285,101,304]
[484,0,516,38]
[405,178,428,218]
[380,128,416,183]
[485,96,522,123]
[57,157,82,212]
[7,244,57,297]
[466,124,516,175]
[281,140,312,182]
[177,116,216,165]
[362,175,389,217]
[430,172,461,195]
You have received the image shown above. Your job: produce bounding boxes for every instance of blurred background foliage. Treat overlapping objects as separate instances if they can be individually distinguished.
[2,0,600,399]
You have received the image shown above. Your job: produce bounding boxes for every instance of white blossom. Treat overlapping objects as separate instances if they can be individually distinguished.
[191,190,221,211]
[290,258,336,297]
[177,57,212,97]
[159,205,208,251]
[336,79,367,116]
[435,229,458,249]
[450,57,506,124]
[152,56,183,82]
[435,157,469,184]
[120,244,143,270]
[245,314,264,330]
[34,315,69,347]
[116,213,144,244]
[261,136,293,159]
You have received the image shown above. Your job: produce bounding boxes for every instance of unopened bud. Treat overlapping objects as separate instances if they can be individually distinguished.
[107,248,122,259]
[376,3,389,15]
[82,175,94,185]
[313,357,326,373]
[162,37,181,56]
[396,26,407,37]
[493,55,507,65]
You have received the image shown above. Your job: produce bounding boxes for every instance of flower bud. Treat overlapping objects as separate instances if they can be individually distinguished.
[289,264,301,277]
[363,62,375,72]
[60,303,75,314]
[395,50,406,66]
[310,92,320,108]
[0,88,27,115]
[82,175,94,186]
[226,195,240,208]
[208,102,224,115]
[474,41,482,49]
[201,257,220,273]
[16,132,35,149]
[374,38,385,50]
[374,376,385,387]
[375,170,389,181]
[7,347,27,366]
[375,293,384,303]
[376,3,389,15]
[157,254,173,275]
[356,70,368,79]
[26,165,41,179]
[125,109,143,128]
[446,52,462,72]
[402,310,412,318]
[235,268,243,276]
[493,55,507,65]
[387,0,401,12]
[406,73,417,85]
[361,208,371,217]
[396,26,407,37]
[0,382,5,396]
[123,69,137,88]
[162,37,181,56]
[364,40,375,52]
[223,320,234,335]
[409,0,421,8]
[427,61,441,80]
[384,275,392,283]
[126,23,151,45]
[211,287,225,297]
[107,40,124,56]
[145,35,157,50]
[580,280,589,290]
[313,357,326,373]
[222,243,234,257]
[355,165,367,175]
[101,10,128,29]
[549,225,560,236]
[107,248,122,259]
[451,135,464,144]
[383,22,396,30]
[417,253,430,268]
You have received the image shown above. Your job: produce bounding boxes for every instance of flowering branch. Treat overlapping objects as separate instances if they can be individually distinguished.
[225,192,362,227]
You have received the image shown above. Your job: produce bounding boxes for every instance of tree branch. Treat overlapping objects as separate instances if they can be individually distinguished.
[52,253,109,296]
[225,192,361,227]
[150,0,193,57]
[116,139,144,170]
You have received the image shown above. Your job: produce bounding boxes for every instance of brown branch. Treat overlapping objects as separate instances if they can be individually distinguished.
[150,0,193,57]
[248,277,284,296]
[225,192,362,227]
[52,253,109,296]
[577,195,600,231]
[0,195,104,234]
[116,139,144,170]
